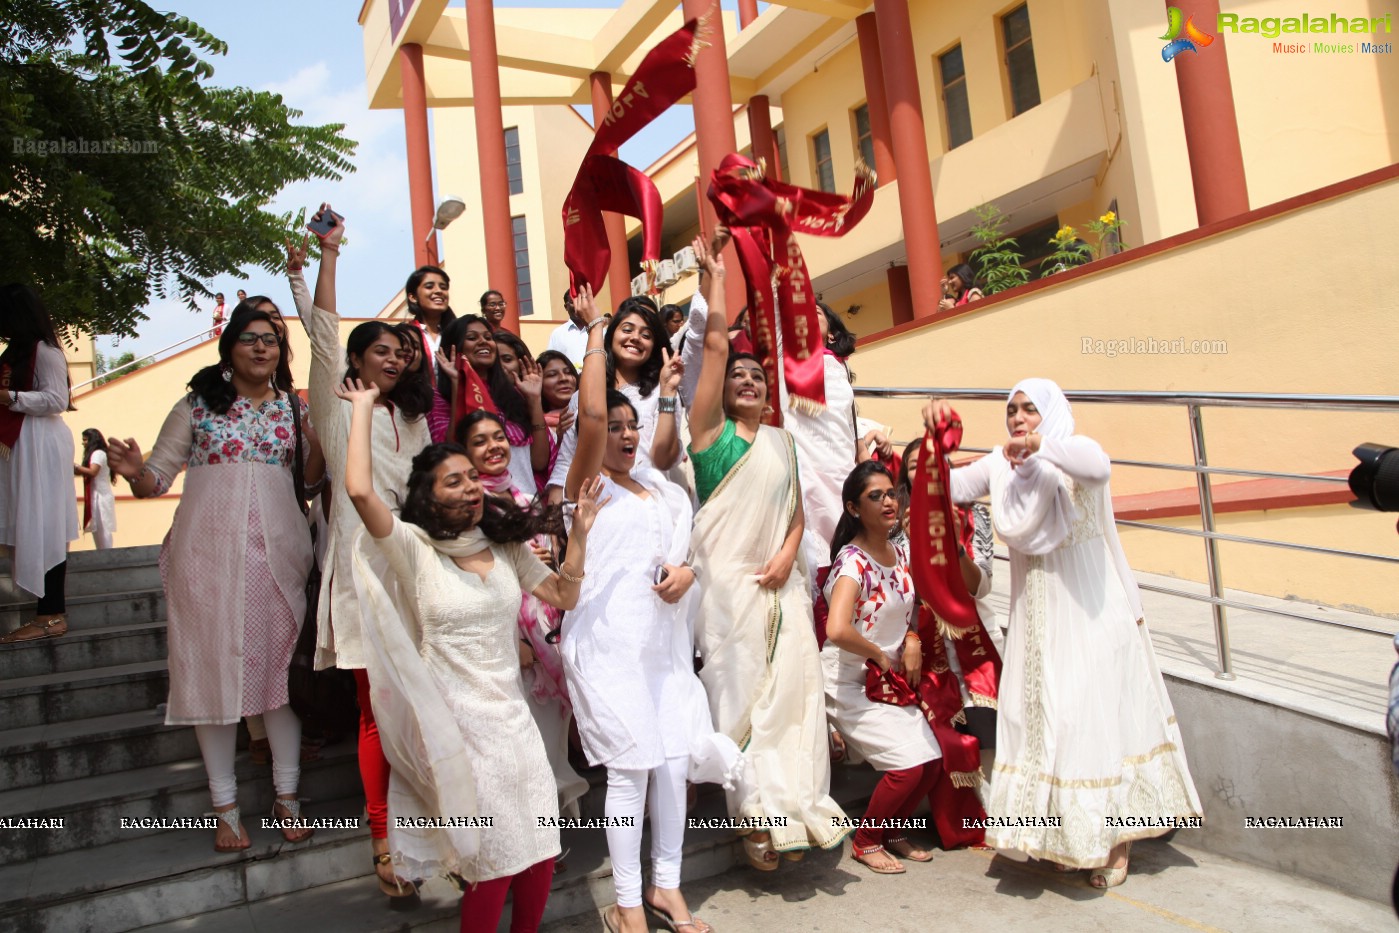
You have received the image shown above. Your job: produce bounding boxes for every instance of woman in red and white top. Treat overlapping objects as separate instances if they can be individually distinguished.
[822,460,942,875]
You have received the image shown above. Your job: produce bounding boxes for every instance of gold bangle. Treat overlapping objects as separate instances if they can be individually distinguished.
[558,565,584,584]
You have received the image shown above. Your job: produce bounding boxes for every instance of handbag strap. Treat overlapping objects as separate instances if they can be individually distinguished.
[290,392,309,517]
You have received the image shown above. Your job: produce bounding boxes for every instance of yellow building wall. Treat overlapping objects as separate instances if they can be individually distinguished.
[848,172,1399,615]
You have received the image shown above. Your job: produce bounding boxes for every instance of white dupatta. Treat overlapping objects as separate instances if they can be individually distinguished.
[992,378,1078,556]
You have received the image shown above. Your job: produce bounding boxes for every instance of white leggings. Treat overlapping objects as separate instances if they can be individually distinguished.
[605,756,689,908]
[195,704,301,807]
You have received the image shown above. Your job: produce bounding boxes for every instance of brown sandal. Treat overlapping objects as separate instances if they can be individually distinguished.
[851,842,905,874]
[374,852,419,899]
[885,836,933,863]
[0,617,67,643]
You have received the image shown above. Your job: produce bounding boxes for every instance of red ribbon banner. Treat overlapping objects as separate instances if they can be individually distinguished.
[706,153,875,422]
[562,18,706,296]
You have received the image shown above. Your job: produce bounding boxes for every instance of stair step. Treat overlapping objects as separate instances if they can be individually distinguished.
[0,546,162,602]
[0,738,362,863]
[0,709,197,791]
[120,765,884,933]
[0,545,161,577]
[0,587,166,633]
[1,659,168,728]
[0,620,166,679]
[0,796,374,933]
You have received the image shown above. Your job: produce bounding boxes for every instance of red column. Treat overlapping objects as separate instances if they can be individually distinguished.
[590,72,634,313]
[886,265,913,326]
[747,95,780,183]
[854,14,896,186]
[738,0,759,28]
[1170,0,1249,225]
[399,43,437,268]
[682,0,747,320]
[466,0,520,332]
[873,0,941,319]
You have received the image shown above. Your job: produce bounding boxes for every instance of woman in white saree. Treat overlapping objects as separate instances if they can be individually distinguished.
[924,379,1202,888]
[686,234,849,871]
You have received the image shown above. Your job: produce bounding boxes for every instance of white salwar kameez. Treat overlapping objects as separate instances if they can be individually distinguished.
[0,343,78,596]
[951,379,1202,868]
[85,450,116,549]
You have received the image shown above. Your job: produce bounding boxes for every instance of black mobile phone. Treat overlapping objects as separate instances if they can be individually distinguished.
[307,207,343,238]
[653,566,670,585]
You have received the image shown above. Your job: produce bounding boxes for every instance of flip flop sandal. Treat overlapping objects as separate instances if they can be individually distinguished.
[851,843,905,875]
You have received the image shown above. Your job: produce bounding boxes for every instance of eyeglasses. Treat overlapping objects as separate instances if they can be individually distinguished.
[485,300,507,309]
[236,333,280,347]
[864,489,899,504]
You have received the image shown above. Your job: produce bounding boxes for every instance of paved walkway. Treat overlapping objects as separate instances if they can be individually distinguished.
[541,835,1394,932]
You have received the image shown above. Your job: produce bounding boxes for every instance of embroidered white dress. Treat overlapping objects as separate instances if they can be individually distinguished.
[951,438,1203,867]
[86,450,116,549]
[290,271,431,670]
[360,518,560,882]
[821,543,941,771]
[783,354,858,576]
[0,343,78,596]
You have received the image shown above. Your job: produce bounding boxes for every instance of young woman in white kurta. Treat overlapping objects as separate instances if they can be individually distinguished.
[335,376,603,933]
[563,283,737,933]
[924,379,1202,888]
[75,430,116,550]
[0,285,78,642]
[822,460,942,874]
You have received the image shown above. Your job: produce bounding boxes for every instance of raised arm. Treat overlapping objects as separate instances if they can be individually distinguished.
[336,378,393,538]
[686,231,731,450]
[564,284,608,501]
[1034,435,1111,486]
[512,355,552,473]
[528,476,606,611]
[107,397,194,499]
[311,203,343,316]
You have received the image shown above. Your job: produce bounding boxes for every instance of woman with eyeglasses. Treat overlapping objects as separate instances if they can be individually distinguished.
[480,289,508,330]
[105,307,326,852]
[286,207,435,899]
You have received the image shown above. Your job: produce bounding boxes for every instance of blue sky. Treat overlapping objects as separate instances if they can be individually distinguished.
[104,0,750,361]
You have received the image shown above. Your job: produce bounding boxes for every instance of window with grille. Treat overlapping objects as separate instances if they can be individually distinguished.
[512,215,532,316]
[505,126,523,195]
[853,104,875,169]
[812,129,835,193]
[939,45,973,149]
[1002,5,1041,116]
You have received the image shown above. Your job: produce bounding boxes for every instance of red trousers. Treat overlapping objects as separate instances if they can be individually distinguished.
[460,858,555,933]
[353,669,391,839]
[855,760,942,850]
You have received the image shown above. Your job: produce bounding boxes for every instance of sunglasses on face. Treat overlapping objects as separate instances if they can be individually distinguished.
[864,489,899,504]
[236,333,280,347]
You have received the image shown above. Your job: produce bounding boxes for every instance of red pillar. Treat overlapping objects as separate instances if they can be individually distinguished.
[466,0,520,332]
[682,0,747,321]
[887,265,913,326]
[873,0,941,319]
[854,14,897,186]
[399,43,437,269]
[747,95,780,183]
[738,0,759,28]
[590,73,635,313]
[1169,0,1249,225]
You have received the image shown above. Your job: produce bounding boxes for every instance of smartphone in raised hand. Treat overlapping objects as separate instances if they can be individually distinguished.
[307,207,344,238]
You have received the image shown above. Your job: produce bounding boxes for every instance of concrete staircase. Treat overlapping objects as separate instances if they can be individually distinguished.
[0,546,882,932]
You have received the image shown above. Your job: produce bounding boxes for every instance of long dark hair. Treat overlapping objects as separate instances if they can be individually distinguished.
[603,298,667,398]
[231,295,293,391]
[946,263,978,297]
[439,314,531,430]
[830,461,896,562]
[819,301,857,358]
[453,408,506,449]
[399,442,562,541]
[0,284,62,392]
[493,329,532,373]
[81,428,115,481]
[534,350,577,414]
[187,308,288,415]
[345,321,431,421]
[405,266,455,330]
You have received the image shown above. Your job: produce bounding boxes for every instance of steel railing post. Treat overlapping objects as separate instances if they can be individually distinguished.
[1188,404,1235,680]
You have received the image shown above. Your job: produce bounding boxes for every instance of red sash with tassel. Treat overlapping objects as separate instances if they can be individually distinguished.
[0,348,35,460]
[452,357,498,441]
[562,18,707,295]
[706,153,876,424]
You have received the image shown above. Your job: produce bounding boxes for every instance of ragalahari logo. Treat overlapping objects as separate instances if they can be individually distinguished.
[1161,7,1216,60]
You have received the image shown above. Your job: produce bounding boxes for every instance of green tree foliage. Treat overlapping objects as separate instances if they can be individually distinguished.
[968,203,1030,295]
[93,349,150,386]
[0,0,356,337]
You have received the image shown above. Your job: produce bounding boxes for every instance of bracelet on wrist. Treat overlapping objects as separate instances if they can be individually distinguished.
[531,424,549,432]
[584,315,610,335]
[558,564,584,584]
[657,396,677,414]
[583,347,608,362]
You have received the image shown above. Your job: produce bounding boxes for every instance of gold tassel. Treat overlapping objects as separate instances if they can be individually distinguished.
[951,708,967,727]
[936,617,978,641]
[0,441,11,461]
[950,769,983,788]
[685,6,715,67]
[788,395,826,416]
[969,692,998,710]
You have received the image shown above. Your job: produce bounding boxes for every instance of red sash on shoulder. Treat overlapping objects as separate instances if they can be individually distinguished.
[0,347,35,460]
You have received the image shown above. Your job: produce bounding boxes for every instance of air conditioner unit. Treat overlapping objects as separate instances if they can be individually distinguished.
[655,259,679,289]
[631,272,649,297]
[673,246,698,276]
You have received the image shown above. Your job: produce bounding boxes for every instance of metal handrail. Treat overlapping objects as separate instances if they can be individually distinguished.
[853,385,1399,680]
[73,326,219,391]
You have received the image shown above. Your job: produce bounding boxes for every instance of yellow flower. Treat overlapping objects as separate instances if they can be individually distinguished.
[1056,225,1074,240]
[1099,211,1117,225]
